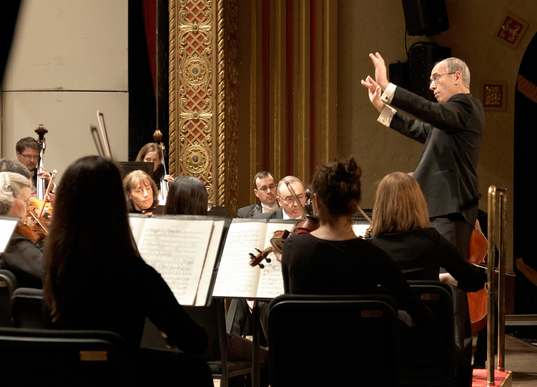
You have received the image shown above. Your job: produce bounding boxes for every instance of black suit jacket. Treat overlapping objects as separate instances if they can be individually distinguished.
[389,88,484,225]
[236,203,262,218]
[254,208,284,220]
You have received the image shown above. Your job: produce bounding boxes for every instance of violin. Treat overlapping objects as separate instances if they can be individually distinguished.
[16,171,56,244]
[249,183,319,268]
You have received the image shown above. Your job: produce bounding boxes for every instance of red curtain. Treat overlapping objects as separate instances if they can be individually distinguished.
[141,0,157,96]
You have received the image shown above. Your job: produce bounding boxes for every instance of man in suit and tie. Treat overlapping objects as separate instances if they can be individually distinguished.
[256,176,307,220]
[236,171,279,218]
[362,52,484,386]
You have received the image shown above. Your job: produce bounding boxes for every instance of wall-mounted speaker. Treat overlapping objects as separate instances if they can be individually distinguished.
[402,0,449,36]
[409,43,451,101]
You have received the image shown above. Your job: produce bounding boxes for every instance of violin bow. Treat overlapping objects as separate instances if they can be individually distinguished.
[285,180,309,219]
[38,170,57,218]
[96,111,113,159]
[357,206,372,224]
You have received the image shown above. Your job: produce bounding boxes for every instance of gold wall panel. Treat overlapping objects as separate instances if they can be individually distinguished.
[169,0,237,207]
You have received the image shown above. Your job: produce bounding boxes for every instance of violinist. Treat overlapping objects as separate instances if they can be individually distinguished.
[15,137,54,193]
[163,175,270,382]
[43,156,213,386]
[123,170,159,214]
[164,176,208,215]
[366,172,485,386]
[281,157,434,329]
[136,143,173,187]
[0,171,44,288]
[255,176,306,220]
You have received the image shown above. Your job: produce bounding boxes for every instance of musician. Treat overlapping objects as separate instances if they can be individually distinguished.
[123,170,159,214]
[0,172,44,288]
[43,156,213,386]
[164,176,208,215]
[0,158,31,180]
[367,172,485,386]
[163,174,270,378]
[367,172,484,288]
[15,137,53,190]
[237,171,279,218]
[255,176,306,220]
[136,142,173,186]
[281,156,433,326]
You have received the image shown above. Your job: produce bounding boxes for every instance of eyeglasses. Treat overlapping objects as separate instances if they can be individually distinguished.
[280,193,305,204]
[429,72,455,86]
[257,184,276,192]
[20,154,39,160]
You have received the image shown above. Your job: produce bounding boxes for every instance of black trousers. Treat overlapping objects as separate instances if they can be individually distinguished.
[430,214,474,387]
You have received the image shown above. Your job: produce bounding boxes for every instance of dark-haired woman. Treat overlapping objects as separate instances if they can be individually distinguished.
[43,156,213,386]
[164,176,208,216]
[281,156,434,328]
[164,174,270,381]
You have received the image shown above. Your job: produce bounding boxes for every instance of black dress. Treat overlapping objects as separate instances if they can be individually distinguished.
[281,233,434,328]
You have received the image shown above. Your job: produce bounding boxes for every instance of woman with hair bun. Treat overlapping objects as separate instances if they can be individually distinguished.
[281,156,434,328]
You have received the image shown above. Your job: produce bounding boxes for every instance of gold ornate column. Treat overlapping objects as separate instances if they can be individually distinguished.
[169,0,237,208]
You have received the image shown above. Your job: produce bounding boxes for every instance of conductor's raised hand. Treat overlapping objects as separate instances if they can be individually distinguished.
[361,76,384,113]
[368,52,389,91]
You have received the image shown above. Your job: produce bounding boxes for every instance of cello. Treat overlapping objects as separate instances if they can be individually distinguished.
[467,228,489,333]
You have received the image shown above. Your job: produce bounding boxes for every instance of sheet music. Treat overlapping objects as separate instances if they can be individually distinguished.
[136,218,214,306]
[128,215,147,244]
[194,219,225,306]
[0,216,20,254]
[352,223,370,238]
[256,222,295,298]
[212,221,268,298]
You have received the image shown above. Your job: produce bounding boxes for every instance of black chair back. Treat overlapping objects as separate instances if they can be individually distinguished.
[399,280,455,386]
[0,327,131,386]
[0,269,18,326]
[268,294,400,387]
[11,287,46,328]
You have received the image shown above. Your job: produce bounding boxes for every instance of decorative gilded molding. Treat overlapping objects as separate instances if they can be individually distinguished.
[169,0,218,204]
[226,0,239,212]
[216,0,225,206]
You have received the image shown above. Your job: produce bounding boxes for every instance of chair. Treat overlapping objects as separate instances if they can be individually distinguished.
[183,299,253,387]
[268,294,400,387]
[398,280,455,387]
[0,269,19,326]
[0,327,132,386]
[11,287,46,328]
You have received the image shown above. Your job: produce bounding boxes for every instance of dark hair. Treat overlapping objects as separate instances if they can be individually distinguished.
[0,158,31,179]
[15,137,41,154]
[43,156,141,323]
[164,176,208,215]
[311,156,362,217]
[253,171,275,189]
